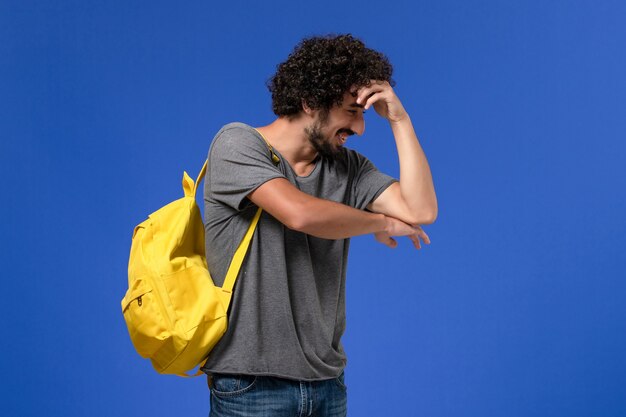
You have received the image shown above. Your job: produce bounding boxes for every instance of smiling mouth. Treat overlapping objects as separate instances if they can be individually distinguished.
[336,130,353,145]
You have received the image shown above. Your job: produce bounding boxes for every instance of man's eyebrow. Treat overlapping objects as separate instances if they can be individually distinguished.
[348,102,365,108]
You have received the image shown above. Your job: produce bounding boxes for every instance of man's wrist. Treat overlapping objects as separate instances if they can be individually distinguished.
[389,114,412,129]
[375,213,389,234]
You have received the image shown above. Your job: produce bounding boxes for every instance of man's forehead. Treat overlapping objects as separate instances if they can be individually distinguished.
[342,90,364,108]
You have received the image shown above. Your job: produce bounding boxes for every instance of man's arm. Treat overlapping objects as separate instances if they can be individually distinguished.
[358,81,438,226]
[248,177,428,247]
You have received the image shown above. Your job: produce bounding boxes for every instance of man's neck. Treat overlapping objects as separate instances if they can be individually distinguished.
[255,116,319,177]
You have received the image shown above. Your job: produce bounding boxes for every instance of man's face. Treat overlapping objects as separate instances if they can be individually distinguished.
[304,90,366,159]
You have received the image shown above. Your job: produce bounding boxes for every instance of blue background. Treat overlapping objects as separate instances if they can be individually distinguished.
[1,1,625,416]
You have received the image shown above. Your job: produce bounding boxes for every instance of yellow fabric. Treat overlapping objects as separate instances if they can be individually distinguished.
[121,160,262,376]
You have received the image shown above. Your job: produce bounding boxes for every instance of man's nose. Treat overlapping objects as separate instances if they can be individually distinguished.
[351,114,365,136]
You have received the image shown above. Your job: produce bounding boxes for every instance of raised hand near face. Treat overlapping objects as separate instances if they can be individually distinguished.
[355,80,408,124]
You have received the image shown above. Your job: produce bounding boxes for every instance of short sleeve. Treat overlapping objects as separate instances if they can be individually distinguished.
[350,151,397,210]
[206,123,287,211]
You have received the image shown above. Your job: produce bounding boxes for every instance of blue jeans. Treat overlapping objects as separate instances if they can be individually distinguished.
[209,372,347,417]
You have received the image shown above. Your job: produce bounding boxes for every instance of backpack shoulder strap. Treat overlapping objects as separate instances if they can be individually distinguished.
[210,128,280,293]
[221,207,263,293]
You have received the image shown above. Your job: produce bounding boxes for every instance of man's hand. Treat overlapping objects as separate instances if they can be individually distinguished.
[375,215,431,249]
[356,80,408,124]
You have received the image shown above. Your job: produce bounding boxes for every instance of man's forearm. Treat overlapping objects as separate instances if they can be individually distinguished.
[390,116,438,220]
[290,197,422,243]
[291,198,388,240]
[249,177,395,240]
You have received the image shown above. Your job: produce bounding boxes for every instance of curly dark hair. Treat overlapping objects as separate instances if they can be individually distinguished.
[267,34,395,118]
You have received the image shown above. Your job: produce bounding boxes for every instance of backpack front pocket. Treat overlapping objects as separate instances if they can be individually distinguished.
[122,278,169,358]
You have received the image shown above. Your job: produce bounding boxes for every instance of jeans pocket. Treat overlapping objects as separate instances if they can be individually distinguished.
[333,371,347,391]
[211,373,258,397]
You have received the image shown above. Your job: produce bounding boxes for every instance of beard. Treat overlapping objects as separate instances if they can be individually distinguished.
[304,109,351,160]
[305,120,339,160]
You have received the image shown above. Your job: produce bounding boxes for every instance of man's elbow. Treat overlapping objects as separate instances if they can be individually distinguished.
[407,206,438,225]
[283,213,308,232]
[279,201,317,232]
[419,210,437,225]
[418,198,438,225]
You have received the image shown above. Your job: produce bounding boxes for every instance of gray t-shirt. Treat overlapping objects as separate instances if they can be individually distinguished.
[202,122,396,380]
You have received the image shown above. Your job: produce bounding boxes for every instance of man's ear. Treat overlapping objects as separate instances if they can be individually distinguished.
[301,99,314,116]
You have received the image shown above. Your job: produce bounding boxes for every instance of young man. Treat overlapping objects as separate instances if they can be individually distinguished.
[202,34,437,417]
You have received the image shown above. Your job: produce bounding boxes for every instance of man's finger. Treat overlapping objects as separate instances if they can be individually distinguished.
[356,84,386,105]
[419,230,430,245]
[410,234,422,249]
[414,226,431,244]
[363,92,386,110]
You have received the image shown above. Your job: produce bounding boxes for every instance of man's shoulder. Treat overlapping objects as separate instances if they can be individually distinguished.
[214,122,258,140]
[210,122,264,151]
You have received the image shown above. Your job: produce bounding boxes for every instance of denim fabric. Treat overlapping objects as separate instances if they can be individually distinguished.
[209,372,347,417]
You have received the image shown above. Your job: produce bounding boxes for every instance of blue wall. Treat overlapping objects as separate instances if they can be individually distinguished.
[1,1,625,415]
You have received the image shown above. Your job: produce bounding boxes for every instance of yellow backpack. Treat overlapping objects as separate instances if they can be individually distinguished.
[121,160,262,376]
